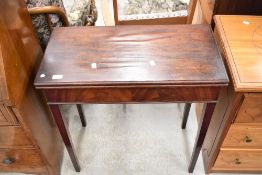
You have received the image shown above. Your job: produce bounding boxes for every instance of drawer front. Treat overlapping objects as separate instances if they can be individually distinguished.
[0,105,18,126]
[0,149,46,173]
[0,126,33,148]
[213,150,262,171]
[222,124,262,149]
[235,94,262,123]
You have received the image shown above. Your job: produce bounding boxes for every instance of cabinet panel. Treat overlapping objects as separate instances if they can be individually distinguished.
[222,124,262,149]
[0,105,18,126]
[213,150,262,172]
[0,149,46,173]
[235,94,262,123]
[0,126,33,148]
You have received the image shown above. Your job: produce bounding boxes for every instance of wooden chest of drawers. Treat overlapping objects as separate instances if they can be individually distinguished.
[0,0,63,174]
[201,15,262,173]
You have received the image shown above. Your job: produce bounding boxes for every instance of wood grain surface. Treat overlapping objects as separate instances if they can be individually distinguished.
[0,149,45,173]
[0,0,43,106]
[222,124,262,149]
[213,150,262,172]
[0,126,33,149]
[234,93,262,123]
[214,15,262,92]
[35,25,228,88]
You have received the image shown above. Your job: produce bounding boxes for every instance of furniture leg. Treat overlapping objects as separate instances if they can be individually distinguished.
[181,103,191,129]
[188,103,216,173]
[49,104,81,172]
[76,104,86,127]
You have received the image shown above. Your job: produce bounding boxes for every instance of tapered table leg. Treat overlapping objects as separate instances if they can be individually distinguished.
[49,104,81,172]
[181,103,192,129]
[76,104,86,127]
[188,103,216,173]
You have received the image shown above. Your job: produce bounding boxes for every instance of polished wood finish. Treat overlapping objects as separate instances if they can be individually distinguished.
[201,15,262,173]
[0,126,33,148]
[213,150,262,172]
[49,104,80,172]
[42,86,222,103]
[188,102,216,173]
[0,0,63,174]
[0,149,45,173]
[35,25,227,87]
[215,15,262,92]
[0,6,42,107]
[28,6,69,26]
[181,103,191,129]
[222,124,262,149]
[76,104,86,127]
[35,24,228,173]
[0,105,18,126]
[234,94,262,123]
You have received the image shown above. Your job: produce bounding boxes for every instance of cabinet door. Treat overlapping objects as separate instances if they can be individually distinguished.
[0,105,18,126]
[234,94,262,123]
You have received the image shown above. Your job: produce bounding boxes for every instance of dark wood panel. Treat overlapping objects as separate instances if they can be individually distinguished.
[214,0,262,16]
[35,25,228,87]
[43,86,223,103]
[211,0,262,27]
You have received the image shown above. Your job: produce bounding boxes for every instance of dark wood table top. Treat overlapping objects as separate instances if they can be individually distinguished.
[35,25,228,88]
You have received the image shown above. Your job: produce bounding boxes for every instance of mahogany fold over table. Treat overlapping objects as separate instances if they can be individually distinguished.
[34,25,228,173]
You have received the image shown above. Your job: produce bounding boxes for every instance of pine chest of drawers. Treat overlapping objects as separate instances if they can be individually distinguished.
[201,15,262,173]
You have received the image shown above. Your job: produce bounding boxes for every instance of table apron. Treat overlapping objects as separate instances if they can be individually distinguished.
[42,86,222,104]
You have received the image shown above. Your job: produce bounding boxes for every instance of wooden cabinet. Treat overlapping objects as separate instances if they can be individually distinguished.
[0,0,62,174]
[201,15,262,173]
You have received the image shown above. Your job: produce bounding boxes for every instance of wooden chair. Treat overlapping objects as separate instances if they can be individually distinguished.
[26,0,97,50]
[113,0,197,25]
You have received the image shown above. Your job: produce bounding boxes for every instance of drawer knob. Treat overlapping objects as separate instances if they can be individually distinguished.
[3,158,14,165]
[244,136,252,143]
[235,158,241,165]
